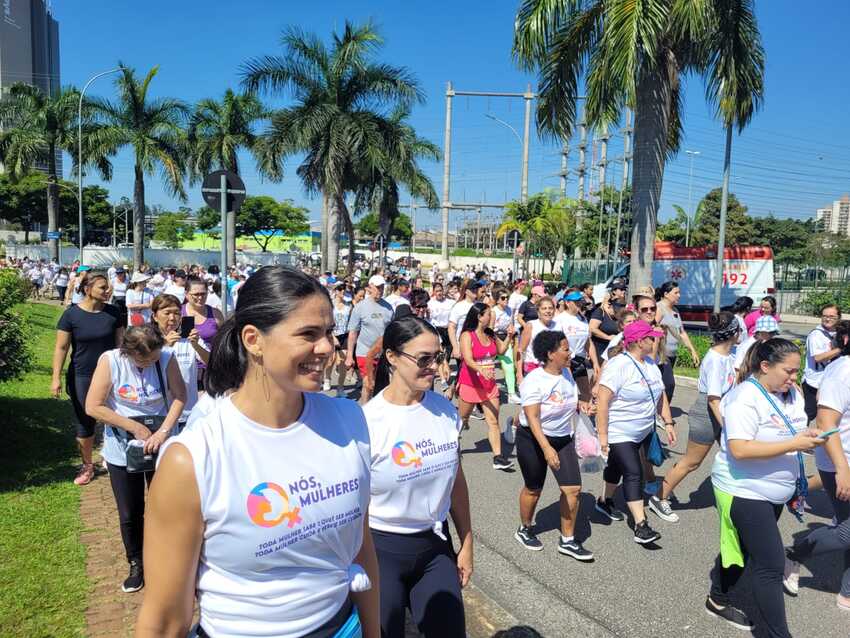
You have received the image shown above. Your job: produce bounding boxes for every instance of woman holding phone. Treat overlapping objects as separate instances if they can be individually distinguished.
[785,320,850,610]
[182,276,223,387]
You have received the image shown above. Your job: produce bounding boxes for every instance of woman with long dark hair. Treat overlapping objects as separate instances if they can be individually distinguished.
[707,338,822,634]
[457,302,514,470]
[136,266,380,638]
[52,271,124,486]
[367,316,472,637]
[655,281,700,402]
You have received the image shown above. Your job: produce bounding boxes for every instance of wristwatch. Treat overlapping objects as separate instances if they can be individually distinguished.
[665,420,676,427]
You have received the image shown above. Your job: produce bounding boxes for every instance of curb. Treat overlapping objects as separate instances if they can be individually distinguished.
[674,374,698,389]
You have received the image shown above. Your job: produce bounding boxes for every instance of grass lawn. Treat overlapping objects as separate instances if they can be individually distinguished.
[0,302,87,637]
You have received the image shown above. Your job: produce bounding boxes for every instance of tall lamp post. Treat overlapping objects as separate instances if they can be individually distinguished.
[684,150,700,247]
[78,67,121,263]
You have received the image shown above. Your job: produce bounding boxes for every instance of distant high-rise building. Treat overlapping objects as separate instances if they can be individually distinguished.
[816,194,850,236]
[0,0,61,174]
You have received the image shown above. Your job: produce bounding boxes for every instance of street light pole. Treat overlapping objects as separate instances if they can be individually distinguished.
[685,150,700,247]
[78,67,121,264]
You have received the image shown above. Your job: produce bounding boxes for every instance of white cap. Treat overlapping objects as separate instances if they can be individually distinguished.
[368,274,386,287]
[130,272,151,284]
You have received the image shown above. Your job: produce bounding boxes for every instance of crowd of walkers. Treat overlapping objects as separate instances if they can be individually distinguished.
[6,252,848,637]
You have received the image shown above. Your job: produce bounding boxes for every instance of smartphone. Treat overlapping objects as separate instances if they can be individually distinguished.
[180,316,195,339]
[818,427,841,440]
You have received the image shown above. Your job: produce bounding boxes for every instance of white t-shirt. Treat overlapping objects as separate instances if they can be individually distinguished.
[160,394,370,638]
[164,340,207,421]
[207,291,222,311]
[518,367,579,437]
[698,348,736,397]
[364,390,461,535]
[733,335,758,371]
[815,356,850,472]
[384,294,410,312]
[163,282,186,303]
[508,292,527,328]
[111,279,127,300]
[126,288,153,325]
[712,380,807,504]
[427,298,454,328]
[101,349,172,466]
[602,333,623,361]
[522,319,558,367]
[448,300,473,342]
[556,312,590,358]
[735,315,747,344]
[803,326,836,388]
[493,305,512,333]
[599,353,664,444]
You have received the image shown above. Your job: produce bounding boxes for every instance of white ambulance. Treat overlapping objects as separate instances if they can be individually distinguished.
[594,242,775,320]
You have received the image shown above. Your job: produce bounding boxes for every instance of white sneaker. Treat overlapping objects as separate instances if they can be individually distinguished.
[323,379,331,391]
[783,556,800,596]
[508,392,521,405]
[648,495,679,523]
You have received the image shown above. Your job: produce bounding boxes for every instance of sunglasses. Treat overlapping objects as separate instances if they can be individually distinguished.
[398,351,445,368]
[499,296,508,301]
[639,305,657,313]
[413,304,428,310]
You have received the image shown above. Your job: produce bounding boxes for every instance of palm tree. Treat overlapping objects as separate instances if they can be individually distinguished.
[0,84,111,261]
[513,0,764,294]
[188,89,267,265]
[241,21,424,273]
[87,64,189,269]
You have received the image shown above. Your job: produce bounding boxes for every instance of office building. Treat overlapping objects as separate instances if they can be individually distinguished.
[816,195,850,237]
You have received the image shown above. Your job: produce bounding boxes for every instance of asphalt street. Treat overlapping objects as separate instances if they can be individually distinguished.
[456,381,849,638]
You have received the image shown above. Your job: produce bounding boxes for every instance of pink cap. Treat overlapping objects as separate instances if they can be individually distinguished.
[623,320,664,346]
[531,285,545,296]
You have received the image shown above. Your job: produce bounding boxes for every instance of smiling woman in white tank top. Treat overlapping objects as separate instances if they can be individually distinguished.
[136,266,380,638]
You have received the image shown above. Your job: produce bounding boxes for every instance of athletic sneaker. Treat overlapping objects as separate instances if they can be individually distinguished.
[558,539,594,561]
[470,406,485,420]
[838,593,850,611]
[648,495,680,523]
[74,463,95,486]
[493,455,514,471]
[508,392,522,405]
[633,520,661,544]
[503,416,516,445]
[704,596,754,631]
[783,554,800,596]
[322,379,331,391]
[122,559,144,593]
[514,525,543,551]
[594,497,625,522]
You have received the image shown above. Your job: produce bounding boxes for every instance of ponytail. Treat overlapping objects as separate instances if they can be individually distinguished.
[373,350,392,396]
[737,337,800,384]
[205,316,249,395]
[834,320,850,357]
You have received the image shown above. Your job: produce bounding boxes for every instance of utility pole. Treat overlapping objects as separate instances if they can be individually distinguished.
[598,124,609,195]
[521,84,533,203]
[574,118,588,258]
[476,207,482,252]
[685,150,701,247]
[112,204,117,248]
[560,142,570,197]
[440,82,454,264]
[713,125,733,313]
[613,109,632,271]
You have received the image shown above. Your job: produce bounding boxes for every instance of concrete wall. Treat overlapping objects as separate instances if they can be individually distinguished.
[4,244,296,268]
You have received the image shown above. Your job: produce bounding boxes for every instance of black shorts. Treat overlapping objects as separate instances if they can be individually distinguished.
[516,425,581,490]
[436,326,451,353]
[67,373,96,438]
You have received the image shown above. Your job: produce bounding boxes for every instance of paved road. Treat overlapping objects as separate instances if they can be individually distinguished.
[455,382,848,638]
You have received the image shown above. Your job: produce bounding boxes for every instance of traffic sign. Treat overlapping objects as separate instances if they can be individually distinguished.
[201,170,246,212]
[46,231,61,240]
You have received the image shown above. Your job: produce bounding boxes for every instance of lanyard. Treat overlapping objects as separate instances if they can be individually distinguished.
[624,353,657,408]
[745,377,808,519]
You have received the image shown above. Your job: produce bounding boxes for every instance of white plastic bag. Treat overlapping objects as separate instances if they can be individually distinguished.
[574,413,604,473]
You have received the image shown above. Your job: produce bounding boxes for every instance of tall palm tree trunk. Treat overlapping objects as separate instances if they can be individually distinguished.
[133,164,146,270]
[46,143,59,262]
[628,60,673,296]
[321,193,329,271]
[327,193,341,274]
[340,199,356,278]
[227,154,239,267]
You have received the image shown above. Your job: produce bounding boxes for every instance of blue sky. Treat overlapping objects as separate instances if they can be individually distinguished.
[52,1,850,231]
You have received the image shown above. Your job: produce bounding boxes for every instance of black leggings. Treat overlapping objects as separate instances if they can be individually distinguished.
[106,462,153,563]
[709,497,789,638]
[67,373,96,438]
[372,527,465,638]
[658,356,676,402]
[790,470,850,597]
[801,381,819,423]
[602,432,651,502]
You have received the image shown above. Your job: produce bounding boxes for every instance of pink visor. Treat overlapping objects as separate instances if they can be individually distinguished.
[623,320,664,346]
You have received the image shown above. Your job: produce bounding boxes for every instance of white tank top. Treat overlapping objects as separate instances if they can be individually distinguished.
[364,390,461,535]
[160,394,371,638]
[164,340,202,421]
[524,319,557,366]
[101,349,172,466]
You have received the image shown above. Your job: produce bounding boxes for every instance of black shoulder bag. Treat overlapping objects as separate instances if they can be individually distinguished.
[125,359,170,474]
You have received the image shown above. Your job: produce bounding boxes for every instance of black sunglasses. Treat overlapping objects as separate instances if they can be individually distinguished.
[398,351,445,368]
[639,305,657,312]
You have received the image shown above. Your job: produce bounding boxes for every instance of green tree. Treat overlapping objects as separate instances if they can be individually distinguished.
[88,64,189,269]
[153,212,193,249]
[690,188,753,247]
[356,211,412,241]
[195,205,220,242]
[657,205,689,244]
[242,22,426,273]
[513,0,764,292]
[751,215,814,262]
[0,83,111,259]
[188,89,267,264]
[236,196,309,252]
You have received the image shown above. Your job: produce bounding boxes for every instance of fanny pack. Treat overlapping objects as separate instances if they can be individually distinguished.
[120,360,170,474]
[194,598,359,638]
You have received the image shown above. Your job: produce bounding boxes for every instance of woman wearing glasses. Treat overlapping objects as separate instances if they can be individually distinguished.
[458,302,515,470]
[182,276,223,389]
[366,316,472,638]
[801,304,842,422]
[493,290,519,404]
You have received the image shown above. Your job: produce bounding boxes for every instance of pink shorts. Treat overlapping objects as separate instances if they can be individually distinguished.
[457,382,499,405]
